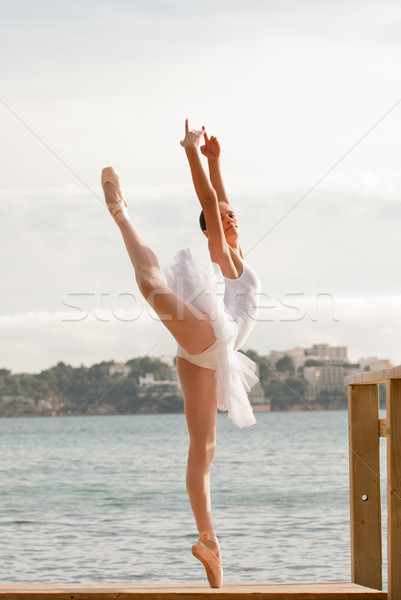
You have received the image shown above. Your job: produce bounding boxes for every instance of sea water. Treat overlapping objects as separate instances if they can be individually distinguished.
[0,411,387,585]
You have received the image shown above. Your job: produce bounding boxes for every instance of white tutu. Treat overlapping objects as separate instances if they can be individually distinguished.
[164,248,258,428]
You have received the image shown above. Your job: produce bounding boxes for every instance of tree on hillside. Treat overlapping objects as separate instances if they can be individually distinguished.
[276,355,295,374]
[126,357,170,381]
[317,388,347,408]
[267,376,307,411]
[304,359,325,367]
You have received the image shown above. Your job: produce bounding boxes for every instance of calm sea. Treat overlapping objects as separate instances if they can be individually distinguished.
[0,410,387,585]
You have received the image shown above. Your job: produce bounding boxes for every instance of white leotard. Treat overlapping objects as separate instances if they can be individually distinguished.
[223,258,261,350]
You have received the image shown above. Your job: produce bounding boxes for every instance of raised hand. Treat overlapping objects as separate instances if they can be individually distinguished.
[200,132,221,160]
[180,119,205,149]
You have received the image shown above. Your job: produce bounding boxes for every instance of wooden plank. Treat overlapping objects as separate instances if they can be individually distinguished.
[386,379,401,600]
[0,582,387,599]
[344,364,401,387]
[379,419,388,438]
[386,365,401,380]
[344,370,386,386]
[348,385,382,590]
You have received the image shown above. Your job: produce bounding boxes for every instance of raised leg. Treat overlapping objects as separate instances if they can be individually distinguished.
[102,179,216,355]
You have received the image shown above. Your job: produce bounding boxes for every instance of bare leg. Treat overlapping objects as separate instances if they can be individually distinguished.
[103,182,216,354]
[177,356,221,560]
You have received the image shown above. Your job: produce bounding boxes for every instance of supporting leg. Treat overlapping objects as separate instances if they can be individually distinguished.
[177,357,221,558]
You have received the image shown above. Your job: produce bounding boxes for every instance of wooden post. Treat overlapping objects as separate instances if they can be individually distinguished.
[386,378,401,600]
[348,384,382,590]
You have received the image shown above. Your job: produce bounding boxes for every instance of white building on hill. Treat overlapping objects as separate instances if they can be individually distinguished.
[358,356,393,372]
[267,347,307,370]
[109,362,131,377]
[305,344,348,363]
[303,364,360,401]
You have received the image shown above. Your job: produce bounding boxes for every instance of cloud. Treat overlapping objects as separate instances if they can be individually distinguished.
[1,172,400,319]
[0,309,172,374]
[248,293,401,365]
[2,0,401,195]
[1,293,400,373]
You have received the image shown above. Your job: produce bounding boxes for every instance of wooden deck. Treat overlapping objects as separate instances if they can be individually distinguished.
[0,582,386,599]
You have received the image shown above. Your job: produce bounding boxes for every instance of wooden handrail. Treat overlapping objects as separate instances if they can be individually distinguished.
[344,364,401,386]
[346,363,401,600]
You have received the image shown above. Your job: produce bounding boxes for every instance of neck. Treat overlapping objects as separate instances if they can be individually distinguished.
[228,241,243,258]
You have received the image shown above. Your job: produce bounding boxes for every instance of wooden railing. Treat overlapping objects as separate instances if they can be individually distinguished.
[345,364,401,600]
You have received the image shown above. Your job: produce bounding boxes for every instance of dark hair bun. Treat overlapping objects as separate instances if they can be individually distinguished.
[199,210,207,231]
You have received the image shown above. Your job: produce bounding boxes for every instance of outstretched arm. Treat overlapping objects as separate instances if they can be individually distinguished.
[200,132,230,205]
[181,119,228,256]
[180,120,217,209]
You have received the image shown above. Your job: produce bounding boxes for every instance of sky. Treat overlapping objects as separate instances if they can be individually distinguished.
[1,0,401,373]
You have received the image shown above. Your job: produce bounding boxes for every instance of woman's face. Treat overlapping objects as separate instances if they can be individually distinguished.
[202,202,240,241]
[219,202,240,241]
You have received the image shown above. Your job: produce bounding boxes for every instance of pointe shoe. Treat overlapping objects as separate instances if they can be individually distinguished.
[192,540,223,588]
[101,166,128,224]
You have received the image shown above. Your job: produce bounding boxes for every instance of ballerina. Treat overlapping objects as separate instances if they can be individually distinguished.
[101,120,261,588]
